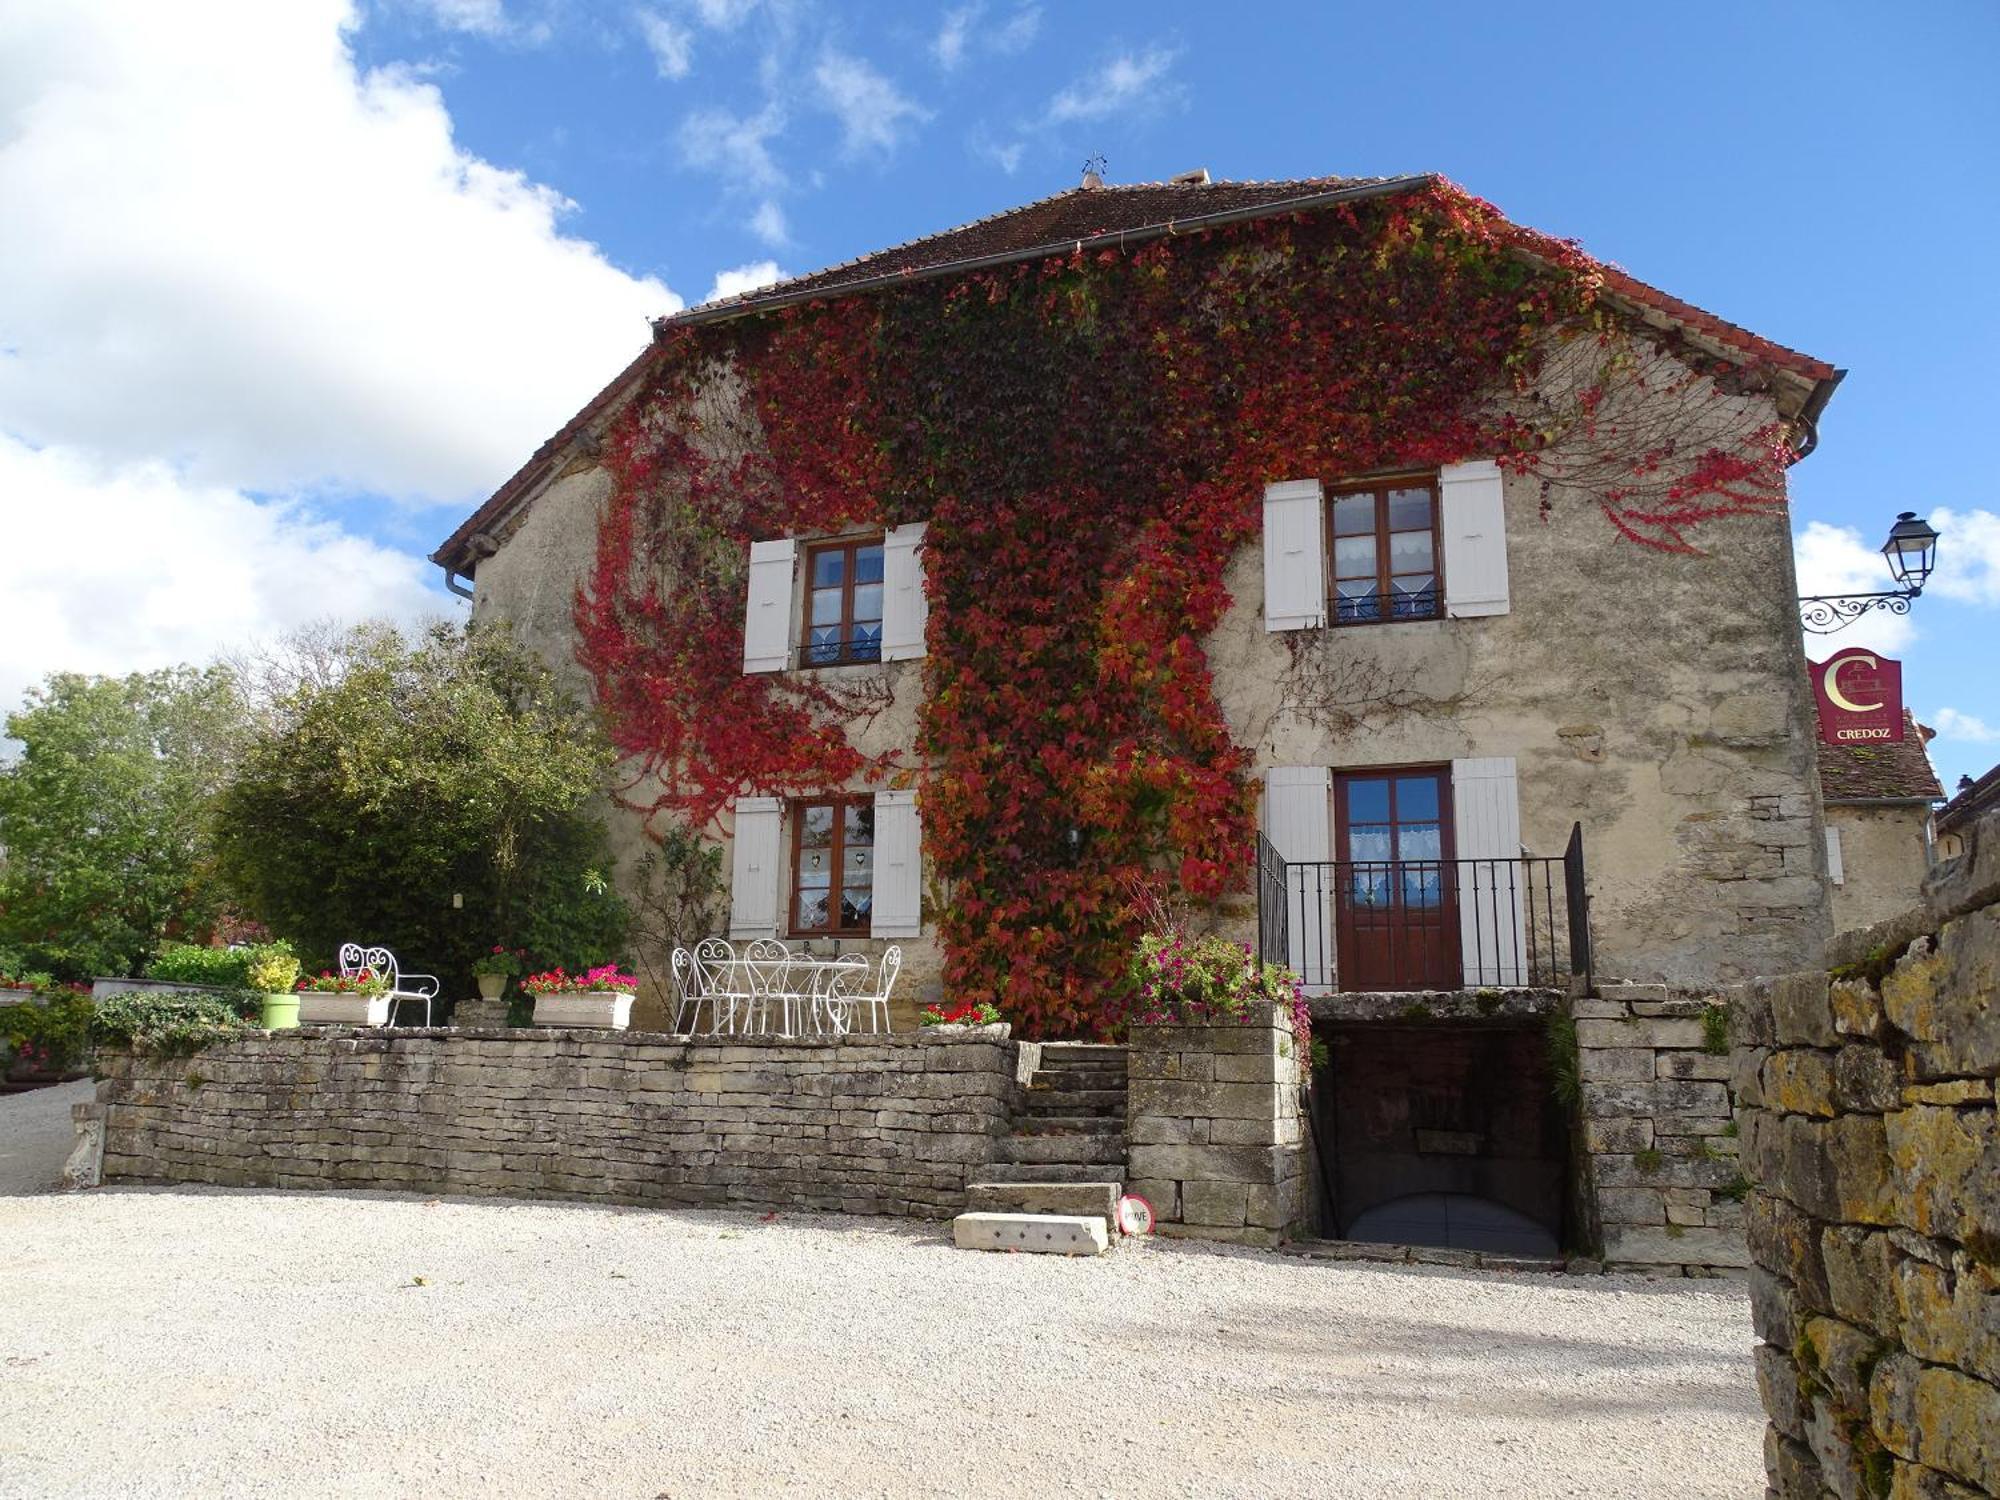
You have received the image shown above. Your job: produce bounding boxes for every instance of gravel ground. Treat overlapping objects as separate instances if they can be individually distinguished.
[0,1079,92,1195]
[0,1096,1763,1499]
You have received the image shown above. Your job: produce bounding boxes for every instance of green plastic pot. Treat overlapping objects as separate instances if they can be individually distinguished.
[260,992,301,1030]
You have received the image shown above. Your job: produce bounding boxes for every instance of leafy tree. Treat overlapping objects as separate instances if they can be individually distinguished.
[0,667,246,977]
[214,621,628,990]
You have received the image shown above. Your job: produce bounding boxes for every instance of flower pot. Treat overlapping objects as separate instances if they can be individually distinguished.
[477,973,508,1000]
[0,988,39,1007]
[532,991,634,1030]
[297,993,392,1026]
[260,992,300,1030]
[919,1022,1011,1041]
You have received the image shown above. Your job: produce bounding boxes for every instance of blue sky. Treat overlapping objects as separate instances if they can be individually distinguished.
[3,0,1996,787]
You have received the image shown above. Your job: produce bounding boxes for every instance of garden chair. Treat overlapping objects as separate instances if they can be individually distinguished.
[669,947,702,1033]
[692,938,751,1035]
[825,946,901,1035]
[741,938,797,1036]
[811,954,871,1036]
[337,942,440,1027]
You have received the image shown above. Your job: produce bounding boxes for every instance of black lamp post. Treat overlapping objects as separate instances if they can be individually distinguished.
[1799,511,1940,634]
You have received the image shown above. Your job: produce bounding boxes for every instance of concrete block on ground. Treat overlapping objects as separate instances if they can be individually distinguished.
[951,1212,1109,1256]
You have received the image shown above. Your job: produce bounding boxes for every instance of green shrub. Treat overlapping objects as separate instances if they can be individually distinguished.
[1,993,96,1074]
[144,940,294,993]
[91,990,255,1057]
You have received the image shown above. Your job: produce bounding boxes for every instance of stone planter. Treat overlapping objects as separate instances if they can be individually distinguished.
[297,992,392,1026]
[260,992,300,1030]
[918,1022,1011,1041]
[92,977,235,1002]
[532,991,633,1029]
[0,987,40,1007]
[476,973,508,1001]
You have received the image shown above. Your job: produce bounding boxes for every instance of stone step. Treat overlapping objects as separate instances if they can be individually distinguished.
[965,1181,1121,1221]
[1021,1088,1126,1114]
[1035,1069,1127,1092]
[1037,1043,1128,1067]
[1000,1131,1125,1165]
[1012,1113,1124,1136]
[974,1160,1129,1184]
[953,1212,1108,1256]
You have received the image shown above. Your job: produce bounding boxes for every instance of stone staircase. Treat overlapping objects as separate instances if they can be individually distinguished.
[961,1043,1127,1235]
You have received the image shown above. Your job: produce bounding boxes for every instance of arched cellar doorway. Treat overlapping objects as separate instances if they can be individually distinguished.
[1310,1022,1570,1256]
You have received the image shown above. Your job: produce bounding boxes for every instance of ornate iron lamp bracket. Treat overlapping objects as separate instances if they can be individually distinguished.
[1798,590,1918,635]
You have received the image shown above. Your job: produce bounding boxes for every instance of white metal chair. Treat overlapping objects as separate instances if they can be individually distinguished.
[337,942,439,1027]
[811,954,871,1036]
[826,946,900,1035]
[669,947,701,1033]
[693,938,749,1035]
[741,938,797,1036]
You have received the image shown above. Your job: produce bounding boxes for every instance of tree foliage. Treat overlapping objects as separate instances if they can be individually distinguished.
[214,621,629,988]
[0,666,245,977]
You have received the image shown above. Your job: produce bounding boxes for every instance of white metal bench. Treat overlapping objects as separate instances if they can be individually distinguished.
[338,942,440,1027]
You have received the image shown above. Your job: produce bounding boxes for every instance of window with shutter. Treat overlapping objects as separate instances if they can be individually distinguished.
[728,797,782,937]
[742,540,797,673]
[880,521,928,662]
[789,796,875,935]
[871,789,922,937]
[1449,757,1525,986]
[1265,766,1333,986]
[1262,480,1328,631]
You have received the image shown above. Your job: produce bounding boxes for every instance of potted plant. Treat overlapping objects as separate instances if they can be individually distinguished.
[295,967,392,1026]
[248,949,302,1029]
[917,999,1009,1038]
[473,946,523,1001]
[524,964,639,1030]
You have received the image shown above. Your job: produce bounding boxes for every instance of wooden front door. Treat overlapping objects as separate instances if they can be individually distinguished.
[1334,768,1460,991]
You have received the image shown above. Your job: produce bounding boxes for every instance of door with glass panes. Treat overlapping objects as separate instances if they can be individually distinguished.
[1333,768,1460,990]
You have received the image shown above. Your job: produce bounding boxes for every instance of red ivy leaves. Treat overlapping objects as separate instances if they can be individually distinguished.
[574,182,1791,1038]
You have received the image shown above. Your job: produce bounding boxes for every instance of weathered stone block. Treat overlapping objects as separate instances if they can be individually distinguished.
[1764,1050,1838,1118]
[1658,1051,1732,1081]
[1582,1116,1653,1154]
[952,1212,1108,1256]
[1748,1191,1832,1312]
[1871,1352,2000,1493]
[1577,1047,1657,1083]
[1576,1017,1707,1051]
[1182,1179,1249,1228]
[1832,1045,1902,1115]
[1765,1428,1822,1500]
[1756,1343,1808,1441]
[1885,1106,1999,1246]
[1829,977,1887,1040]
[1599,1187,1665,1225]
[1772,972,1839,1048]
[1126,1143,1279,1184]
[1749,1264,1797,1346]
[1892,1255,2000,1385]
[1820,1225,1900,1337]
[1602,1224,1748,1268]
[1805,1314,1887,1415]
[1581,1078,1730,1119]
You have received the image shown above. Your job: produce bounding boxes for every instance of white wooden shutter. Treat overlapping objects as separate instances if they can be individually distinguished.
[1262,479,1327,631]
[1451,757,1526,985]
[742,539,796,673]
[1825,826,1845,886]
[871,789,922,937]
[880,522,928,663]
[1440,459,1511,618]
[727,796,782,938]
[1265,766,1333,987]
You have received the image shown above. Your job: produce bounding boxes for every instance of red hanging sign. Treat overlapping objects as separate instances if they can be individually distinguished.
[1812,649,1904,745]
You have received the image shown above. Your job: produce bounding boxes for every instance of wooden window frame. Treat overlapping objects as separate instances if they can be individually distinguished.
[801,536,886,668]
[788,795,874,938]
[1325,474,1444,627]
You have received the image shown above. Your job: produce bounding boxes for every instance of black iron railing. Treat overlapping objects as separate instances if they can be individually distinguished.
[1257,822,1593,993]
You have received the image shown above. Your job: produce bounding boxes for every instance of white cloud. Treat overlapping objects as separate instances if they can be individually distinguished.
[1933,708,2000,744]
[813,47,929,158]
[407,0,510,36]
[1793,520,1918,653]
[687,0,761,28]
[1926,506,2000,607]
[678,103,788,190]
[702,260,786,304]
[0,436,435,718]
[636,8,694,78]
[0,0,679,506]
[934,3,1039,70]
[1046,46,1180,125]
[748,198,790,246]
[972,132,1025,174]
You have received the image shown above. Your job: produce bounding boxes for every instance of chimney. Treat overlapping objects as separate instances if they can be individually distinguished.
[1170,167,1211,185]
[1080,168,1103,190]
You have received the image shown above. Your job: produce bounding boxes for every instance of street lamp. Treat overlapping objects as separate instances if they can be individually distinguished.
[1800,511,1940,634]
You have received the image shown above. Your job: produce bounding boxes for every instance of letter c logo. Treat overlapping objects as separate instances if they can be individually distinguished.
[1825,653,1884,714]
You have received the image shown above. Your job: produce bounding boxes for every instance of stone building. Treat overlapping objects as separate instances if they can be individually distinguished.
[1816,708,1944,932]
[438,171,1838,1003]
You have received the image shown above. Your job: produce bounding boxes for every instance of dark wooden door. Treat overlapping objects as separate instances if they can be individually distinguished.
[1334,769,1460,990]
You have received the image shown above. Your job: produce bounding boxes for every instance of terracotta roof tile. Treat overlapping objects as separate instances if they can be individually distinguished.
[1816,711,1945,803]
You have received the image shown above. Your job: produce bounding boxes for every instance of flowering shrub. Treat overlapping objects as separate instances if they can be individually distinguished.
[3,992,95,1075]
[295,968,388,996]
[918,999,1004,1027]
[92,990,251,1058]
[1126,933,1313,1070]
[146,940,296,992]
[522,963,639,996]
[473,946,526,978]
[245,949,300,994]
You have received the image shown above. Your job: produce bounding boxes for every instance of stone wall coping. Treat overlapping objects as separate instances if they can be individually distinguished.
[275,1024,1005,1051]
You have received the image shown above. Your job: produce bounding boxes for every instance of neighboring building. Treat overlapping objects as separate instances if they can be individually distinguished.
[1934,762,2000,863]
[1815,710,1944,931]
[435,171,1841,1019]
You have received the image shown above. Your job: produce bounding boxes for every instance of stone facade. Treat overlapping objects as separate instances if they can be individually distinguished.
[1735,810,2000,1498]
[85,1026,1016,1218]
[1125,1007,1309,1247]
[1827,802,1935,934]
[1573,982,1749,1274]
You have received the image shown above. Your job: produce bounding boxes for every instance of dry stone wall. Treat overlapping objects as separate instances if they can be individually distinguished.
[85,1027,1016,1219]
[1736,810,2000,1499]
[1126,1007,1308,1247]
[1574,982,1749,1274]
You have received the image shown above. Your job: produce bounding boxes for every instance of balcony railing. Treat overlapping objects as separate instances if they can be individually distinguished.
[1257,823,1593,993]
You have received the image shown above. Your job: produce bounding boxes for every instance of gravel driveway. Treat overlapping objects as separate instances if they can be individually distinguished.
[0,1092,1762,1499]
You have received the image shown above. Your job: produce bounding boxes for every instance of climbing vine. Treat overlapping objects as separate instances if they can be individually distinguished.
[576,181,1795,1038]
